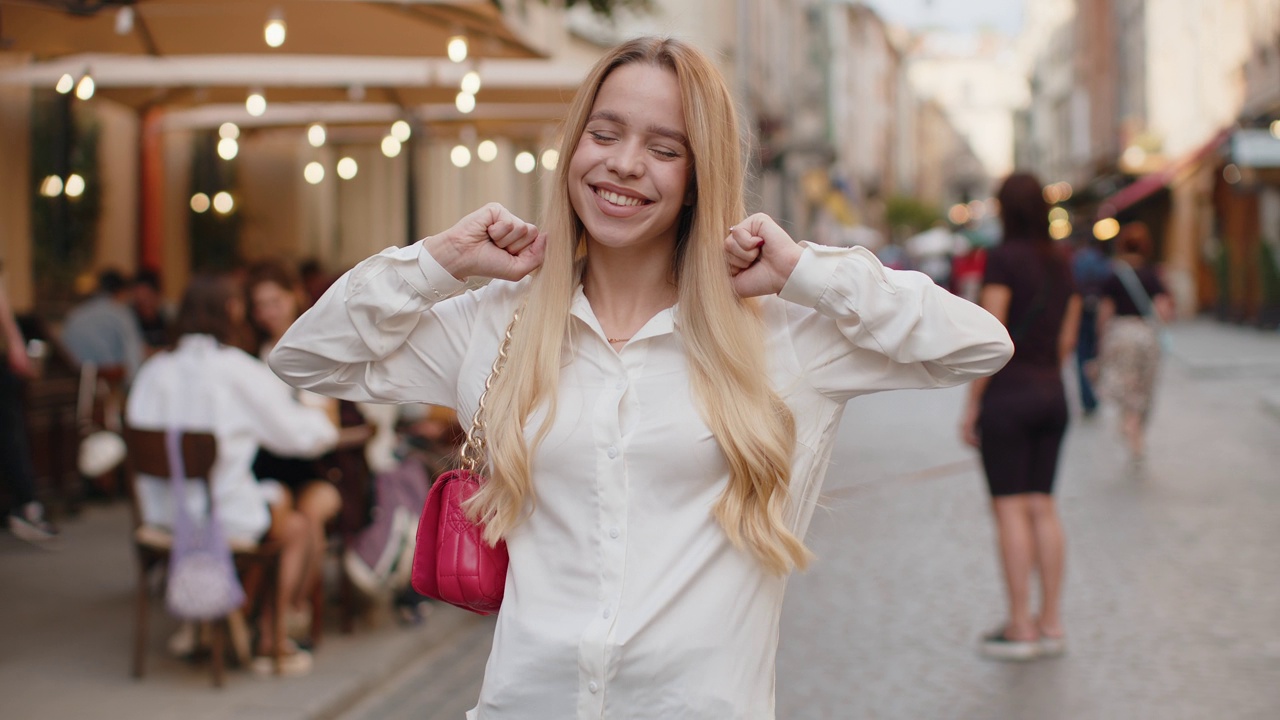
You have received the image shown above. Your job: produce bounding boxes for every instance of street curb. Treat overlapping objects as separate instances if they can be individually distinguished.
[310,606,489,720]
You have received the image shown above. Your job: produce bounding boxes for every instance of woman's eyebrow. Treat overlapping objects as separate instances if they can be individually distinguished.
[587,110,688,147]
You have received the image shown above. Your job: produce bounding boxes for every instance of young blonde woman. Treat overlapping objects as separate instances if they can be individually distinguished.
[271,37,1013,719]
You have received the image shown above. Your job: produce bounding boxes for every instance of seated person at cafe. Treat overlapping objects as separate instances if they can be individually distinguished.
[125,274,338,675]
[61,268,146,381]
[245,260,345,634]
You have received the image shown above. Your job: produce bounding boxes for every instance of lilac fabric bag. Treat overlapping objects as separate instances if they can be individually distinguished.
[164,429,245,621]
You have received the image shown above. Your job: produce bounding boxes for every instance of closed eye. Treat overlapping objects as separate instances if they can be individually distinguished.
[588,131,617,143]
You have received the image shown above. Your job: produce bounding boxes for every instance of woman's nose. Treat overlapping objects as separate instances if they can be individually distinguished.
[606,141,645,177]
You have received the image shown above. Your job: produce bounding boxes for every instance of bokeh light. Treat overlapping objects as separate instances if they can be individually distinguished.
[477,140,498,163]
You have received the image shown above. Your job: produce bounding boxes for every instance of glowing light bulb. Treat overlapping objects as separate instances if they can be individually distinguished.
[477,140,498,163]
[447,35,468,63]
[65,174,86,197]
[40,176,64,197]
[391,120,411,142]
[337,157,358,180]
[217,138,239,160]
[307,124,326,148]
[381,135,402,158]
[212,191,234,214]
[304,162,325,184]
[540,149,559,171]
[264,9,286,48]
[461,70,482,95]
[219,122,240,140]
[455,91,476,114]
[55,74,74,94]
[450,145,472,168]
[190,193,211,213]
[246,91,267,117]
[514,152,536,174]
[75,74,95,100]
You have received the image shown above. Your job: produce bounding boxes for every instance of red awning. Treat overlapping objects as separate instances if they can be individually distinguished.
[1097,127,1233,218]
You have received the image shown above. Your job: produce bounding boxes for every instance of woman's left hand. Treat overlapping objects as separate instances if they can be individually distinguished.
[724,213,804,298]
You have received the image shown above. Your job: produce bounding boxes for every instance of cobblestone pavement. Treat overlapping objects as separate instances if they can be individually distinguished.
[341,321,1280,720]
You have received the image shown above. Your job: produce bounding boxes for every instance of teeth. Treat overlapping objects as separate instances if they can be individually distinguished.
[597,188,645,207]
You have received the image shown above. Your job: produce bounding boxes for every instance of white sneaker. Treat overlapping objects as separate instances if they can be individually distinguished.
[251,641,313,677]
[9,502,58,543]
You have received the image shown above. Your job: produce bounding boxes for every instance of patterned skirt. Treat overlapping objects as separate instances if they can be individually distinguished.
[1099,316,1161,417]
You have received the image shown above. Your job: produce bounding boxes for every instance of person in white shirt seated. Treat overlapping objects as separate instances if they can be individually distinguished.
[126,274,338,675]
[270,36,1013,719]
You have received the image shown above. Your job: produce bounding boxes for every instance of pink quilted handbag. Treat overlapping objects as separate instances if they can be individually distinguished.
[409,308,520,616]
[410,468,508,615]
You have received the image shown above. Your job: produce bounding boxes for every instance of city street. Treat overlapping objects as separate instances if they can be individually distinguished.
[340,319,1280,720]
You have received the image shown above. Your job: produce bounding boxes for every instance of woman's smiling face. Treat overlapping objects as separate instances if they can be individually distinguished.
[567,62,692,256]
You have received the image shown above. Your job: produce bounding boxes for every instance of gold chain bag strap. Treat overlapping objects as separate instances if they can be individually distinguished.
[409,309,520,615]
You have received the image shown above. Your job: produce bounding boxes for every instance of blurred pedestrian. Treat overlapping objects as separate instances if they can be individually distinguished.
[0,270,58,543]
[271,36,1013,717]
[1097,222,1173,463]
[1071,234,1112,414]
[961,172,1081,661]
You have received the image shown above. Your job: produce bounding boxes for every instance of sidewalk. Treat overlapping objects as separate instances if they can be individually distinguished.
[1164,317,1280,417]
[0,502,489,720]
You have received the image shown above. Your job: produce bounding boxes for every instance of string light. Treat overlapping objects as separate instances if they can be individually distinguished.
[304,162,325,184]
[190,193,211,213]
[381,135,402,158]
[514,151,536,174]
[264,8,286,48]
[477,140,498,163]
[455,91,476,114]
[447,35,468,63]
[450,145,472,168]
[390,120,411,142]
[246,90,267,117]
[540,149,559,171]
[337,157,358,180]
[55,74,74,94]
[212,191,234,214]
[307,123,326,148]
[75,73,95,100]
[40,176,64,197]
[217,138,239,160]
[461,70,482,95]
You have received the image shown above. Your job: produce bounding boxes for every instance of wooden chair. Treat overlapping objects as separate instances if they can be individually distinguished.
[123,427,284,687]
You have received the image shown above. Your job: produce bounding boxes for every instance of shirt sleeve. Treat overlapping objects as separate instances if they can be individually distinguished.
[777,243,1014,401]
[232,354,339,459]
[268,242,484,406]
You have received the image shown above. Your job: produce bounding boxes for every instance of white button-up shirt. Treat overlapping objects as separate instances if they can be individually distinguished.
[270,242,1012,719]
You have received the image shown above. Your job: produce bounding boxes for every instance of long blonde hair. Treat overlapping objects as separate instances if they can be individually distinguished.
[467,37,811,574]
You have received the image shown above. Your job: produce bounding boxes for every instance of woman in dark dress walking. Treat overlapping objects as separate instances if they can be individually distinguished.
[961,172,1082,660]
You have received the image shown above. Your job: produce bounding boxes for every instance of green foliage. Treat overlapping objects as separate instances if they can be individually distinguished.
[30,92,101,310]
[885,195,942,235]
[189,131,241,272]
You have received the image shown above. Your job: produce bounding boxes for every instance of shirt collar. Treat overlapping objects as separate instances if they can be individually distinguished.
[569,285,677,344]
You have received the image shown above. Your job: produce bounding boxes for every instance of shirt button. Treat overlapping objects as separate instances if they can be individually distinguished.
[607,446,618,459]
[588,681,599,694]
[609,527,620,539]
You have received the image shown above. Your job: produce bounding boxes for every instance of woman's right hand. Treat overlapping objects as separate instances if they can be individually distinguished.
[424,203,547,282]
